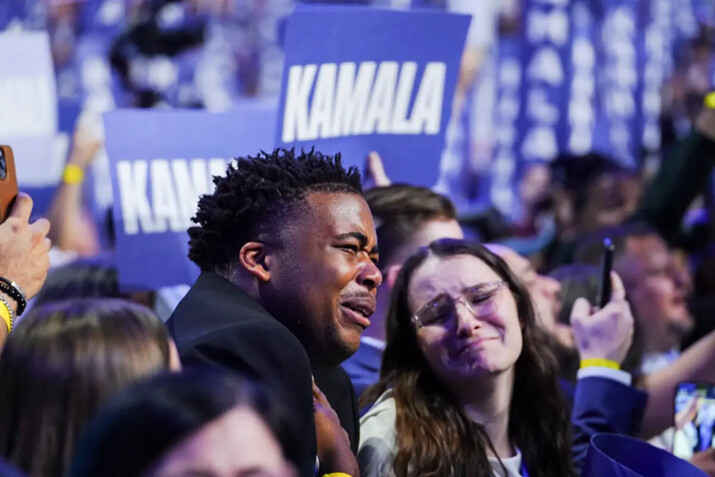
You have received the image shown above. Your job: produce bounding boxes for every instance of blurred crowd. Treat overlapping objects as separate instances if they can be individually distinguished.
[0,0,714,476]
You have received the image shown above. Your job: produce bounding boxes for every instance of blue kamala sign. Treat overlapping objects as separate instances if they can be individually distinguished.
[276,5,470,187]
[104,105,276,291]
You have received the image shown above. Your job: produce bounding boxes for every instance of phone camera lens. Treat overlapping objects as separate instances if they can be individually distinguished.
[0,150,6,180]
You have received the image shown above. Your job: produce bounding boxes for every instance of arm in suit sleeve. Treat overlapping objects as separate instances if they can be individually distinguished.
[570,376,648,474]
[180,321,317,477]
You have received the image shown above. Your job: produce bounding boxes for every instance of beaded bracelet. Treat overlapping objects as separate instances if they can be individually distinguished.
[0,277,26,316]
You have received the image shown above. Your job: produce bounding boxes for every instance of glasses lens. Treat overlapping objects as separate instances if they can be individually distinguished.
[464,283,502,317]
[415,283,506,327]
[418,295,455,326]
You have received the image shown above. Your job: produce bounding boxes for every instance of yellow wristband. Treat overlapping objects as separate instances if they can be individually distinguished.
[706,92,715,110]
[0,298,12,334]
[323,474,352,477]
[580,358,620,370]
[63,164,85,185]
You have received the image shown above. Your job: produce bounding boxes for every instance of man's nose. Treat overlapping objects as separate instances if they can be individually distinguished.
[357,259,383,290]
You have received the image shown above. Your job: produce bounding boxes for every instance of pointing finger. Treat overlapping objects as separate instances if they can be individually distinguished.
[610,271,626,302]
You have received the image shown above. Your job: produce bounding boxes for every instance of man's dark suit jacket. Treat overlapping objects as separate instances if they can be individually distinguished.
[167,272,315,477]
[167,272,359,477]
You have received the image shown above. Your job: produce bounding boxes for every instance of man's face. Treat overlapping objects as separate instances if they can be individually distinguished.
[579,173,641,233]
[620,235,693,351]
[262,192,382,368]
[518,163,551,209]
[491,246,570,345]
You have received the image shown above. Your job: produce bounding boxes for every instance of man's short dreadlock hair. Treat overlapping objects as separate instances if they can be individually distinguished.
[188,148,362,273]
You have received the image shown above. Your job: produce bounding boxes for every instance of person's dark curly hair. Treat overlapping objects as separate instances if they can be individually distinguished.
[188,148,362,274]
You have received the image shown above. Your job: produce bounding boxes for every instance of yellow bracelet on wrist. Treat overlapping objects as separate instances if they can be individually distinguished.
[580,358,620,370]
[63,164,85,185]
[705,92,715,110]
[323,474,353,477]
[0,296,13,334]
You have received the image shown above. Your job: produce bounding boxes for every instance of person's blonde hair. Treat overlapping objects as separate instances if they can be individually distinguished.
[0,298,172,476]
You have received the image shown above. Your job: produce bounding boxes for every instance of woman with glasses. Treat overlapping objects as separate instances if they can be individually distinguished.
[358,239,574,477]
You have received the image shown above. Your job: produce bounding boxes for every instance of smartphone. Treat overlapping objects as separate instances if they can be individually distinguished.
[596,238,614,308]
[673,382,715,460]
[0,146,18,222]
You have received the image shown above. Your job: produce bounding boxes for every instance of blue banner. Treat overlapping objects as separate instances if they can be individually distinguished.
[490,37,523,215]
[509,0,670,165]
[0,32,62,188]
[519,0,571,163]
[104,105,276,291]
[276,6,470,187]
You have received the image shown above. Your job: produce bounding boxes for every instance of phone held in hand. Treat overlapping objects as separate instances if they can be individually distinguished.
[0,146,18,223]
[673,381,715,460]
[596,238,614,309]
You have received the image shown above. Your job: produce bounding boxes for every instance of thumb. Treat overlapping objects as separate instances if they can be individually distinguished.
[570,297,591,325]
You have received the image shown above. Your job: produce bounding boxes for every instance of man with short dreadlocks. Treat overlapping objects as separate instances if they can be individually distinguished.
[167,148,382,477]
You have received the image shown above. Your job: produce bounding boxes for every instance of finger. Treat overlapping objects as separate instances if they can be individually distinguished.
[30,237,52,259]
[610,271,626,302]
[8,193,33,223]
[29,218,50,237]
[30,231,44,248]
[312,380,329,404]
[37,239,52,265]
[365,151,391,187]
[569,297,591,324]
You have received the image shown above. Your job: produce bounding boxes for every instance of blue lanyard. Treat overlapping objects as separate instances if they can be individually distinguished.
[520,460,529,477]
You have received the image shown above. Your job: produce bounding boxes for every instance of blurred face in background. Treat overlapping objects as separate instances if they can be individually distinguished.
[579,173,642,234]
[490,246,561,326]
[619,234,693,353]
[489,245,574,350]
[518,163,552,213]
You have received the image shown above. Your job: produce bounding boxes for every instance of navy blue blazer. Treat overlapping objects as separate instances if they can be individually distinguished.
[568,377,648,474]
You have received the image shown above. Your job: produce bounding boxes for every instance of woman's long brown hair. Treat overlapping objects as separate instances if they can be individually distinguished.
[362,239,574,477]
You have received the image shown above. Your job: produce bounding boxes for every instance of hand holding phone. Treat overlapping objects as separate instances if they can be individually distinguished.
[673,382,715,460]
[0,146,19,223]
[570,271,634,365]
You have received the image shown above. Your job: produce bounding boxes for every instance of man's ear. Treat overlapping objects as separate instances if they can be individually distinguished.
[386,264,402,289]
[239,242,271,282]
